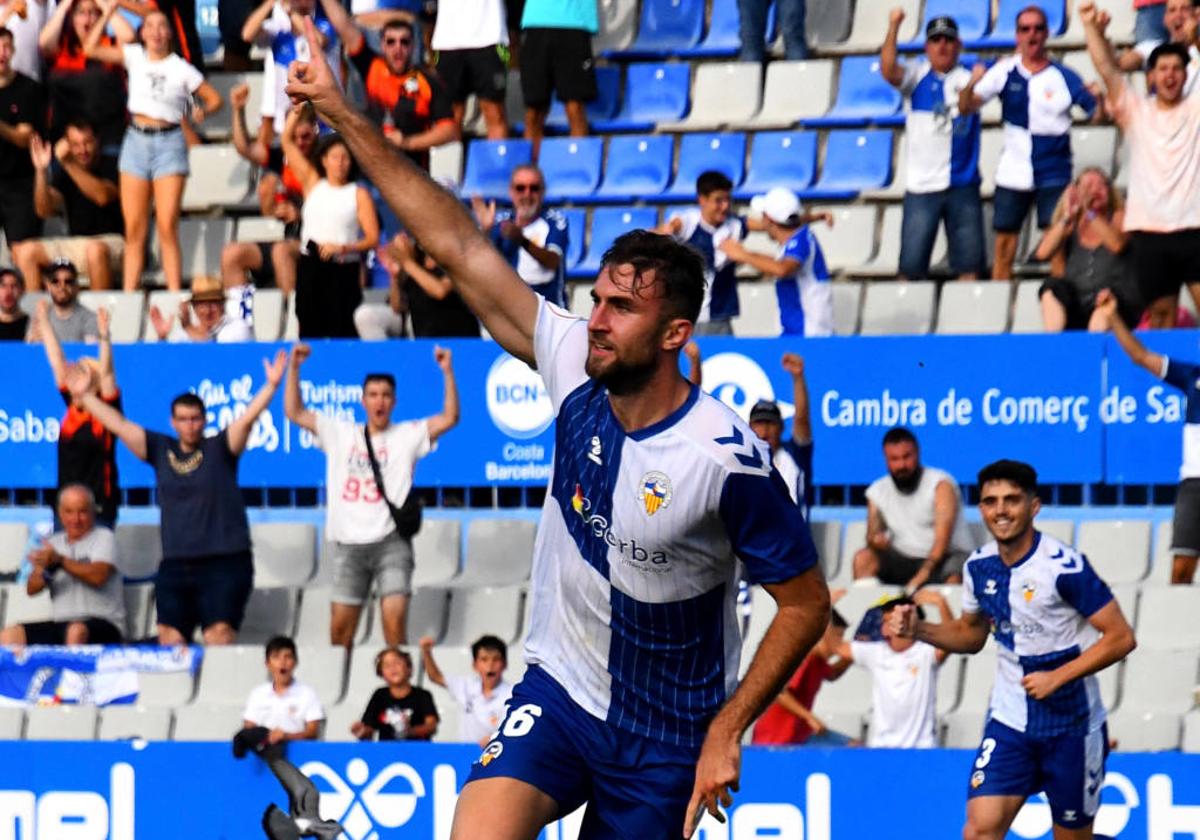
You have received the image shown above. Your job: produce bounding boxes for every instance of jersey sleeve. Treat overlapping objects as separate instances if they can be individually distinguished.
[92,528,118,567]
[849,640,880,671]
[1055,554,1114,618]
[973,61,1008,103]
[961,558,979,614]
[142,430,167,465]
[532,297,589,410]
[897,59,921,95]
[782,230,810,264]
[312,413,346,454]
[718,468,818,585]
[545,212,569,256]
[180,59,205,94]
[1162,357,1200,392]
[1060,64,1097,117]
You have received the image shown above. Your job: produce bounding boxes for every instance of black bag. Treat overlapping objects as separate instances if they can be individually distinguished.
[363,427,423,538]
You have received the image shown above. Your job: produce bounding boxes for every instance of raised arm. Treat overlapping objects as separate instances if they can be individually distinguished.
[781,352,811,444]
[880,7,906,87]
[286,19,540,365]
[418,636,446,687]
[718,239,798,278]
[96,308,117,398]
[55,135,119,207]
[1097,291,1163,375]
[912,588,955,664]
[958,63,988,115]
[283,343,319,434]
[82,0,125,64]
[35,300,68,387]
[892,602,991,654]
[241,0,277,44]
[425,346,459,443]
[1080,1,1126,99]
[226,350,287,455]
[67,364,148,460]
[39,0,73,57]
[317,0,363,54]
[280,105,320,193]
[229,83,270,165]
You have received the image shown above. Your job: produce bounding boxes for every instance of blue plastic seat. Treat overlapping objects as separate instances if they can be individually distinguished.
[605,0,705,58]
[802,130,894,200]
[661,132,746,201]
[968,0,1066,47]
[592,134,675,202]
[544,66,622,131]
[573,207,660,277]
[734,131,818,199]
[902,0,990,49]
[805,56,903,127]
[559,208,587,271]
[539,137,604,202]
[460,139,533,200]
[593,63,690,133]
[677,0,776,57]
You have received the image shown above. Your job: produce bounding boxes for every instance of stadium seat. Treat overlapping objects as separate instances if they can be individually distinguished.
[570,281,595,315]
[573,207,658,277]
[833,521,867,588]
[296,645,347,708]
[1150,520,1175,584]
[1110,583,1140,629]
[195,645,267,705]
[658,63,761,132]
[734,131,817,199]
[26,705,97,740]
[235,216,285,242]
[181,145,252,211]
[178,217,233,280]
[142,290,189,343]
[739,586,776,679]
[460,140,534,201]
[1183,710,1200,753]
[903,0,990,49]
[544,66,623,131]
[733,60,835,130]
[730,283,781,337]
[1053,0,1135,46]
[806,0,853,47]
[123,583,154,640]
[661,132,746,201]
[558,209,587,273]
[605,0,703,58]
[970,0,1066,47]
[832,280,864,335]
[1071,126,1118,177]
[253,288,284,341]
[78,291,145,343]
[251,523,317,587]
[844,205,900,278]
[0,522,27,576]
[238,587,299,644]
[442,585,524,645]
[809,520,842,581]
[412,519,462,588]
[1109,712,1186,751]
[1107,650,1195,750]
[172,703,244,741]
[935,282,1012,334]
[591,135,674,202]
[593,64,690,133]
[114,524,162,582]
[204,72,265,139]
[836,583,904,632]
[391,586,450,644]
[3,584,52,625]
[802,130,894,200]
[859,280,937,335]
[538,137,604,202]
[98,705,172,741]
[321,703,360,742]
[283,292,299,340]
[0,707,22,739]
[1010,280,1046,333]
[676,0,746,57]
[813,206,877,272]
[804,57,903,127]
[137,669,196,707]
[941,710,987,748]
[813,661,874,717]
[454,519,536,587]
[429,140,464,188]
[424,645,473,742]
[1060,49,1097,87]
[295,586,371,645]
[826,0,920,54]
[593,0,639,53]
[1076,520,1151,584]
[1137,586,1200,649]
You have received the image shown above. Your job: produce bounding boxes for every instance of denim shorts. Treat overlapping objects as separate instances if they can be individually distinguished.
[331,533,414,605]
[118,125,189,180]
[993,184,1065,232]
[899,185,986,278]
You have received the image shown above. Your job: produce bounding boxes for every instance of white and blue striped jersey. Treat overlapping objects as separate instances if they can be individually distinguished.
[776,226,832,337]
[491,208,569,308]
[962,531,1114,738]
[973,56,1097,191]
[525,299,818,748]
[669,208,746,323]
[898,59,982,193]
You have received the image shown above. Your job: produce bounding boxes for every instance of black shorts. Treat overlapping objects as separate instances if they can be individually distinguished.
[0,177,43,244]
[876,547,966,585]
[1131,229,1200,304]
[520,27,598,108]
[24,618,123,644]
[252,242,276,285]
[435,45,508,103]
[155,550,254,640]
[1038,279,1141,330]
[1172,478,1200,557]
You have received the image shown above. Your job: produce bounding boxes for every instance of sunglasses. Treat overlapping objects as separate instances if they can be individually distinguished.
[48,275,77,286]
[928,34,954,43]
[1017,23,1047,32]
[384,37,411,46]
[512,183,543,193]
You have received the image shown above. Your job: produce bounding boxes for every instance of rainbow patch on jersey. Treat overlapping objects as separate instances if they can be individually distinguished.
[571,484,587,516]
[640,471,672,516]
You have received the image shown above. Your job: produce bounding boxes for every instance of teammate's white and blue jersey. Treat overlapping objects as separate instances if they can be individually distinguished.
[963,531,1113,738]
[491,208,569,308]
[898,59,982,194]
[670,208,746,324]
[973,56,1097,190]
[775,226,832,337]
[1160,357,1200,479]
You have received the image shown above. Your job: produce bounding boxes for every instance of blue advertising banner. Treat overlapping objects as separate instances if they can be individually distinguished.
[0,740,1195,839]
[0,332,1192,488]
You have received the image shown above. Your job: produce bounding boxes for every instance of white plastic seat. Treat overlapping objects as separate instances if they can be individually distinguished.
[412,519,462,588]
[179,217,235,279]
[0,523,28,576]
[236,216,286,242]
[3,584,53,625]
[430,140,464,188]
[660,63,762,131]
[1107,710,1182,751]
[251,523,317,587]
[1071,126,1118,177]
[824,0,920,53]
[142,290,188,342]
[442,585,524,646]
[813,206,876,273]
[954,646,998,715]
[734,60,834,129]
[834,521,867,588]
[978,129,1004,198]
[296,644,347,708]
[172,703,245,741]
[0,707,23,739]
[238,587,299,644]
[813,661,874,717]
[137,670,196,707]
[1076,520,1151,584]
[1116,648,1196,714]
[860,136,907,202]
[115,524,162,580]
[1181,709,1200,753]
[362,586,448,645]
[1136,586,1200,650]
[26,705,98,740]
[295,586,371,645]
[935,282,1011,334]
[1150,519,1175,583]
[593,0,638,53]
[322,702,361,742]
[455,519,536,587]
[78,291,145,343]
[424,645,473,742]
[98,705,172,741]
[859,280,936,335]
[181,145,253,211]
[195,645,267,705]
[1010,279,1045,333]
[1053,0,1134,47]
[344,645,422,708]
[831,281,864,335]
[809,520,841,581]
[1033,518,1075,546]
[569,281,595,317]
[203,72,265,139]
[1109,583,1140,629]
[844,204,901,277]
[941,710,986,748]
[253,288,285,341]
[937,655,964,716]
[731,282,781,336]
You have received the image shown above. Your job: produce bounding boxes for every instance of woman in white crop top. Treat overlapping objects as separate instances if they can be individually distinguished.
[84,1,221,293]
[281,104,378,337]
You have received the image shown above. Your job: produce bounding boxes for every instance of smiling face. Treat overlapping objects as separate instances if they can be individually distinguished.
[379,650,412,689]
[697,188,731,227]
[141,11,172,56]
[1165,0,1198,42]
[65,124,99,169]
[585,264,675,394]
[979,478,1041,546]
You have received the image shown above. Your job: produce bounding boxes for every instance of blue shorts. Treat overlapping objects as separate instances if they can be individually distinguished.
[993,185,1065,233]
[155,550,254,639]
[967,717,1108,829]
[466,665,699,839]
[118,125,190,180]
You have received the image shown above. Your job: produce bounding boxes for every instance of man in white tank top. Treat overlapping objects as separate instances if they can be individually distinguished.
[853,427,974,591]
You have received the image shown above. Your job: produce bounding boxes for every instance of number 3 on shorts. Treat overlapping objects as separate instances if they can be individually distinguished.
[502,704,543,738]
[975,737,997,769]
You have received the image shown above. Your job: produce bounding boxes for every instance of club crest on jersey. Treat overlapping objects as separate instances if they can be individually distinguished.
[970,770,985,789]
[1022,582,1036,602]
[478,741,503,766]
[640,471,672,515]
[984,579,998,595]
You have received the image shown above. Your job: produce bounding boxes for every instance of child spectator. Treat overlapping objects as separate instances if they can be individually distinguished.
[752,609,852,746]
[352,647,439,740]
[242,636,324,744]
[419,634,512,746]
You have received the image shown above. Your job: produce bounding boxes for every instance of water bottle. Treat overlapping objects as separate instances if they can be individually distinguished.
[16,521,53,584]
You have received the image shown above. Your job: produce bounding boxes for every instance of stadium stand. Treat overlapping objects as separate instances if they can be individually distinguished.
[591,135,675,202]
[539,138,605,203]
[661,132,747,200]
[735,130,818,198]
[593,63,691,132]
[460,140,534,201]
[805,56,903,127]
[606,0,705,58]
[659,63,762,132]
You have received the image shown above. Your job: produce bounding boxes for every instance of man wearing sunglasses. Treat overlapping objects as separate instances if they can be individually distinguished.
[471,164,568,306]
[881,12,984,282]
[960,5,1100,280]
[26,259,99,344]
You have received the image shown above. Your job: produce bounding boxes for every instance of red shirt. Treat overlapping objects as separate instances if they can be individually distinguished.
[751,655,832,745]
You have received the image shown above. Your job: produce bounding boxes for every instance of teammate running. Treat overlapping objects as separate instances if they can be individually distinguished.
[888,459,1135,840]
[284,19,830,840]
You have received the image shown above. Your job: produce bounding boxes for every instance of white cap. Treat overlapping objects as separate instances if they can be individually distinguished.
[750,187,803,225]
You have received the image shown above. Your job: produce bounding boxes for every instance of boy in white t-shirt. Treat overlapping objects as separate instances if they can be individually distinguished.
[242,636,325,744]
[837,589,951,748]
[284,343,460,649]
[419,633,513,746]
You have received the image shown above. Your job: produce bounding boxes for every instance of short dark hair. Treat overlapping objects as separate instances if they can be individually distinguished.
[64,118,97,136]
[1148,42,1190,70]
[170,393,205,415]
[0,267,20,288]
[977,459,1039,495]
[375,646,412,676]
[0,28,13,45]
[695,170,733,197]
[314,133,357,180]
[381,18,414,39]
[600,229,706,324]
[265,635,297,659]
[363,373,396,391]
[882,427,918,448]
[472,634,507,662]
